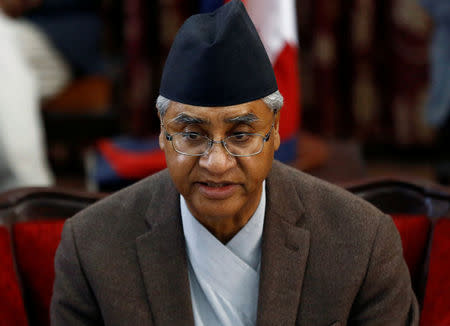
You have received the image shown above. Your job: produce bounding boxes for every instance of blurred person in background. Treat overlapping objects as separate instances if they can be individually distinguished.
[0,0,104,190]
[0,0,55,190]
[420,0,450,184]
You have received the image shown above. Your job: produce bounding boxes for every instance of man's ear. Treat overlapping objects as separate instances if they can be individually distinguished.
[159,131,165,151]
[158,114,165,151]
[273,111,281,151]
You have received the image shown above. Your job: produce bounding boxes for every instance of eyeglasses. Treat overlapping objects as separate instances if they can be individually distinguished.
[161,121,274,157]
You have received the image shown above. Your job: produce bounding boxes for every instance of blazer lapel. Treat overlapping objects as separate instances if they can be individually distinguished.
[257,163,311,326]
[136,181,194,326]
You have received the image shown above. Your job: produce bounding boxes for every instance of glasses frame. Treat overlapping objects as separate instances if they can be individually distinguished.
[161,120,275,157]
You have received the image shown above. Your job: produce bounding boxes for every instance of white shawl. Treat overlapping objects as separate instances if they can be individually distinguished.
[181,182,266,326]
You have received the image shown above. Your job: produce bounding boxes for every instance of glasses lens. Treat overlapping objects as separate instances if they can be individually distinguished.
[172,133,209,155]
[170,132,265,156]
[225,134,264,156]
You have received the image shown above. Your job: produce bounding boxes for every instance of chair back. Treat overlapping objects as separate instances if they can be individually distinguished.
[346,178,450,325]
[0,187,106,326]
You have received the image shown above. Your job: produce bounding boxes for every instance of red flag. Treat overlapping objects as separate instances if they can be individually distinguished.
[243,0,301,161]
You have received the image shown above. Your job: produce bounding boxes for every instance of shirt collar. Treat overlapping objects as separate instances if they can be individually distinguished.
[180,180,266,271]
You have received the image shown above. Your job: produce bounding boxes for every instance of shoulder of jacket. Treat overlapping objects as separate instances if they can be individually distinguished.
[271,160,386,229]
[68,169,173,230]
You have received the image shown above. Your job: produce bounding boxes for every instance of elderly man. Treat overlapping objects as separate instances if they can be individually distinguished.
[51,1,418,325]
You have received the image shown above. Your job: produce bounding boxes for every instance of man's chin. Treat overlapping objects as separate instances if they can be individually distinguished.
[190,200,243,221]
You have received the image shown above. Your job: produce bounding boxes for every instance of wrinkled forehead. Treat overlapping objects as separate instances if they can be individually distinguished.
[165,99,273,124]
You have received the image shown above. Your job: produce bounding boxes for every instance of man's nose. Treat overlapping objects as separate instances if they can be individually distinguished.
[198,141,236,174]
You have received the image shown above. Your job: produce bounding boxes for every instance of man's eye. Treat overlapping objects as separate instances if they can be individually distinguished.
[231,133,251,142]
[182,132,202,141]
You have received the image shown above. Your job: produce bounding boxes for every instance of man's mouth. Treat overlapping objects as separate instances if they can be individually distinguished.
[196,182,239,199]
[200,182,232,187]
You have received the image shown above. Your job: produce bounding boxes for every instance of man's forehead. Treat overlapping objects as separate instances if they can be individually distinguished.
[167,100,271,122]
[169,112,260,125]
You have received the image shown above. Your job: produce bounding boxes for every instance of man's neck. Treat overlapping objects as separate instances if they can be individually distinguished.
[183,183,265,243]
[198,214,254,243]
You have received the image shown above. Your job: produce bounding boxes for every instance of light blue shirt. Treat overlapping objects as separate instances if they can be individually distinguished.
[180,181,266,326]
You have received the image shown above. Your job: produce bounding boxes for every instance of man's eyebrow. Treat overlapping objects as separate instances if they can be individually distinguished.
[169,113,207,124]
[225,113,260,124]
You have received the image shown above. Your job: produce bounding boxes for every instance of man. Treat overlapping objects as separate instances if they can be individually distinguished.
[0,0,102,191]
[0,3,54,191]
[51,1,419,325]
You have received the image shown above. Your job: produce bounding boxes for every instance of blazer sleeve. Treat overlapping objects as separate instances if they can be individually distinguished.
[349,214,420,326]
[50,219,102,326]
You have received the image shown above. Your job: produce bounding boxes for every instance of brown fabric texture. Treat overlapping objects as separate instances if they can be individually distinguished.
[51,161,418,325]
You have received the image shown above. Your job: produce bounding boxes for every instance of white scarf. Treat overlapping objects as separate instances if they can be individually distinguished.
[181,181,266,326]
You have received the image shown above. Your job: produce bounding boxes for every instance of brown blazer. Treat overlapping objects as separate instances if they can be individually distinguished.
[51,161,419,326]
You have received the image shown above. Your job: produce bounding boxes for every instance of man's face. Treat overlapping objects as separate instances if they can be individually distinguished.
[159,99,280,229]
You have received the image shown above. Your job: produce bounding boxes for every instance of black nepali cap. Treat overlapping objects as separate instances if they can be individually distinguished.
[159,0,278,107]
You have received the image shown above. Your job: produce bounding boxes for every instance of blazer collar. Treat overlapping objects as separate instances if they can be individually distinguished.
[136,174,195,326]
[135,162,310,326]
[257,161,311,326]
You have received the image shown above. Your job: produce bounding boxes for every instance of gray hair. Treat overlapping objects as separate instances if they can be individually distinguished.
[156,90,283,118]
